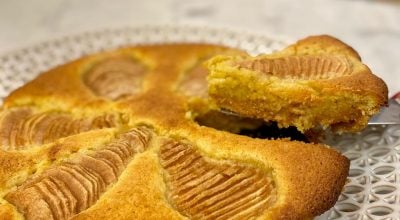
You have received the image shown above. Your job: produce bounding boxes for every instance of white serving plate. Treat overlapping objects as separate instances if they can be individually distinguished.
[1,25,399,219]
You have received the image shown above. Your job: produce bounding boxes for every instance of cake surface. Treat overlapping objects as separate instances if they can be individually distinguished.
[0,43,349,219]
[207,35,388,132]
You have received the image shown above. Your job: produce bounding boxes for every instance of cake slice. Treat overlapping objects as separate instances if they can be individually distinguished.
[206,35,388,132]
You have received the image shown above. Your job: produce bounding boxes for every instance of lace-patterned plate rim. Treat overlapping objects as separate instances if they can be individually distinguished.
[0,25,400,220]
[0,24,294,57]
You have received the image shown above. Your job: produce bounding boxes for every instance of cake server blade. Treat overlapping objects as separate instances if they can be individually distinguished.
[368,95,400,125]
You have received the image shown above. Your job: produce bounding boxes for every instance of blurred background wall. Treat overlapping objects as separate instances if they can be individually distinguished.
[0,0,399,94]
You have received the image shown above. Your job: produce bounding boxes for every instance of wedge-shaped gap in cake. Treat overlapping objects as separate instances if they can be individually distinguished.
[0,108,121,151]
[193,110,308,141]
[5,127,152,220]
[236,55,353,80]
[83,56,148,100]
[159,139,276,219]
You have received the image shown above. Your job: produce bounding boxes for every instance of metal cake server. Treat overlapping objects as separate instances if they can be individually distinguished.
[368,95,400,125]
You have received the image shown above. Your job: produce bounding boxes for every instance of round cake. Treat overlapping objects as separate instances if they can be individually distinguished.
[0,42,350,219]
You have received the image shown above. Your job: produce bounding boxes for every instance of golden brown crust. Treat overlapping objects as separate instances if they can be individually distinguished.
[207,35,388,132]
[0,43,349,219]
[280,35,362,59]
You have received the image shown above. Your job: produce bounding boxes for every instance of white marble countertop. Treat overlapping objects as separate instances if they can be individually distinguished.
[0,0,399,95]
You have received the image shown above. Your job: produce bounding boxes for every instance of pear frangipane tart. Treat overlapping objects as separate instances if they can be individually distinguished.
[0,41,349,219]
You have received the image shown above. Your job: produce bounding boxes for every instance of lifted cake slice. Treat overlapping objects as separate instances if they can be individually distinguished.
[206,35,388,132]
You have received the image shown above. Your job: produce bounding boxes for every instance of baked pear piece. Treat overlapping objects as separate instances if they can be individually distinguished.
[207,35,388,132]
[0,43,349,219]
